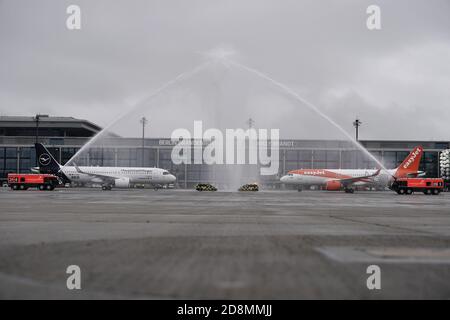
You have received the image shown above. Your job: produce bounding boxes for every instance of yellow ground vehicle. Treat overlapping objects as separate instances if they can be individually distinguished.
[195,183,217,191]
[239,183,259,191]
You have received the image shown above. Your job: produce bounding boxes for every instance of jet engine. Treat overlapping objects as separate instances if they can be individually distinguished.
[114,177,130,188]
[325,180,342,191]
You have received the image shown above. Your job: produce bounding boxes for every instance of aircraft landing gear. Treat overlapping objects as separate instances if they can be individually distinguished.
[297,187,303,192]
[101,185,112,191]
[344,188,355,194]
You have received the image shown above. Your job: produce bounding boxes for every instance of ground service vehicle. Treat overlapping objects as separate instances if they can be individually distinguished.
[8,173,59,191]
[390,178,444,195]
[195,183,217,191]
[239,183,259,192]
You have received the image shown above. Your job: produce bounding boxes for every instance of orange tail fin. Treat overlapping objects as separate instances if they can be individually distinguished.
[394,146,423,178]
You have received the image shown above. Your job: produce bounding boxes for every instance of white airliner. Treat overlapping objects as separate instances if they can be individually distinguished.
[280,146,424,193]
[35,143,176,190]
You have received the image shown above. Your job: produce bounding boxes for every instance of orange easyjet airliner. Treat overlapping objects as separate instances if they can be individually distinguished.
[280,146,424,193]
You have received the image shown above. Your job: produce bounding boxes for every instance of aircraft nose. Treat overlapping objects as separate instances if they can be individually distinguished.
[169,174,176,182]
[280,175,288,183]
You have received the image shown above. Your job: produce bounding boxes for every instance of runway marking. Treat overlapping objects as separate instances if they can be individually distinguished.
[0,271,164,299]
[327,215,437,236]
[317,246,450,264]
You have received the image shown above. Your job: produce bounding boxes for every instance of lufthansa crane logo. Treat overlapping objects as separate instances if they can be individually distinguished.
[39,153,51,166]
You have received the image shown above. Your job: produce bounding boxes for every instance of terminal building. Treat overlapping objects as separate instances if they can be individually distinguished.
[1,115,448,187]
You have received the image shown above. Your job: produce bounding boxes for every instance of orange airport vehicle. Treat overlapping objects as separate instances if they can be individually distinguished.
[390,177,444,195]
[7,173,59,191]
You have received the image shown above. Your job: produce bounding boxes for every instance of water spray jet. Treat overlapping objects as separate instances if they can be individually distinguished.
[223,58,390,174]
[65,61,212,167]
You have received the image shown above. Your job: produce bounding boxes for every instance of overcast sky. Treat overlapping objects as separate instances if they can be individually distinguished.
[1,0,449,140]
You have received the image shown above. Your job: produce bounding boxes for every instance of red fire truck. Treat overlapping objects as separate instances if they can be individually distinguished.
[390,178,444,195]
[7,173,59,191]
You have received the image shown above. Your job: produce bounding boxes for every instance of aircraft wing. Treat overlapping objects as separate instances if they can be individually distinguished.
[337,169,381,187]
[73,163,119,183]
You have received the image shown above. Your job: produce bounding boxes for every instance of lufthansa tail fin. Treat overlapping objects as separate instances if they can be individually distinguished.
[394,146,423,178]
[35,143,61,174]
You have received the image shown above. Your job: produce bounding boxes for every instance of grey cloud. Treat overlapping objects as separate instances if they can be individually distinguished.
[0,0,449,140]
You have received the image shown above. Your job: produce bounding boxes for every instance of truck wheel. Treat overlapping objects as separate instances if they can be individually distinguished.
[432,189,440,195]
[406,189,413,195]
[45,184,53,191]
[12,185,19,190]
[39,185,45,191]
[19,185,25,190]
[398,188,405,195]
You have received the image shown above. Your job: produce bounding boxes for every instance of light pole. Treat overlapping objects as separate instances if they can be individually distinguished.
[353,118,362,141]
[140,117,148,166]
[246,117,255,129]
[35,114,41,144]
[34,114,49,166]
[34,114,49,144]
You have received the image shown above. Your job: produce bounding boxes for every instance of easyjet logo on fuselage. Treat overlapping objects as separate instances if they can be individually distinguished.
[289,169,351,180]
[403,148,422,169]
[302,170,326,176]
